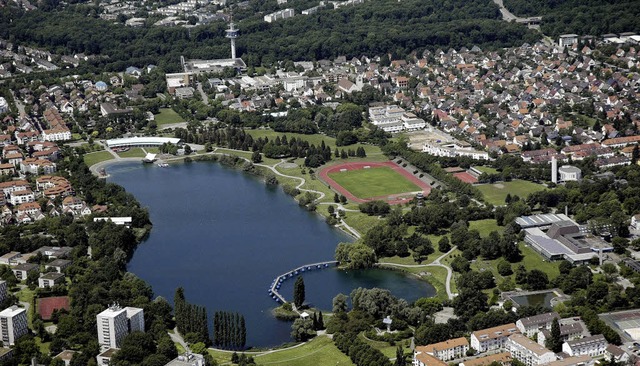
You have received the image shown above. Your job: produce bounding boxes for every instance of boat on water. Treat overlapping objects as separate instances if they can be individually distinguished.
[157,163,169,168]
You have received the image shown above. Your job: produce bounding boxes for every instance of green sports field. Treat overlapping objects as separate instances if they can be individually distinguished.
[328,167,421,199]
[477,180,546,205]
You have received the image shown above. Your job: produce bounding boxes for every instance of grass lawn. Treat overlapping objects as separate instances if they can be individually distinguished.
[154,108,184,126]
[117,147,146,158]
[517,242,560,280]
[358,333,411,359]
[246,130,382,156]
[469,219,503,237]
[145,147,160,154]
[477,180,546,206]
[473,166,499,175]
[252,336,353,366]
[328,167,420,199]
[83,151,114,167]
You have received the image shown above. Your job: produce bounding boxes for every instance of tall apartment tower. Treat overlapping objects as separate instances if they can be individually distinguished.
[0,306,28,346]
[225,20,239,59]
[97,305,145,350]
[0,281,7,304]
[551,156,558,184]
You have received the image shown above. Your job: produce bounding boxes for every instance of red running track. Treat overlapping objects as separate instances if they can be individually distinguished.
[318,161,432,205]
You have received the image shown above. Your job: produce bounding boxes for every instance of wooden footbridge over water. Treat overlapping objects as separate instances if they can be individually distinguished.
[268,261,339,303]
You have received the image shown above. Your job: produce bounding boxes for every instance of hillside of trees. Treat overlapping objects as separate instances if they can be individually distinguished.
[0,0,540,72]
[502,0,640,37]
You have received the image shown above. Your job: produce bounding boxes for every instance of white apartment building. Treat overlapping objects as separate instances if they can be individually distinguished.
[369,105,426,133]
[41,128,71,142]
[0,282,6,304]
[264,8,294,22]
[0,306,28,346]
[422,142,490,160]
[545,355,594,366]
[471,323,520,353]
[506,334,557,366]
[97,305,145,350]
[126,307,144,333]
[414,337,469,362]
[537,322,583,346]
[9,189,35,206]
[516,312,560,337]
[562,335,607,357]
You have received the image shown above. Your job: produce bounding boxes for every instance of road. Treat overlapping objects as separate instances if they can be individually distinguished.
[492,0,541,28]
[197,82,209,106]
[10,90,26,117]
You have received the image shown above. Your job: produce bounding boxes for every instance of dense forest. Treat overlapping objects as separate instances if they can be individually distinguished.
[0,0,540,72]
[502,0,640,37]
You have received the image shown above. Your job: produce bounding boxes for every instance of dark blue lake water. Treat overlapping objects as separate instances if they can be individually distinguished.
[108,161,435,347]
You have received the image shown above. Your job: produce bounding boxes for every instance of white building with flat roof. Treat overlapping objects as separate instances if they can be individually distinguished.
[0,306,28,346]
[558,165,581,182]
[97,305,145,350]
[105,137,182,149]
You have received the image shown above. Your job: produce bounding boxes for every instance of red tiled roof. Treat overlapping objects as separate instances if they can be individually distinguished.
[37,296,70,320]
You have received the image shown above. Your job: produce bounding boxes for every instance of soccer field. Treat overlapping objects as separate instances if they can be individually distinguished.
[477,180,546,205]
[328,166,421,199]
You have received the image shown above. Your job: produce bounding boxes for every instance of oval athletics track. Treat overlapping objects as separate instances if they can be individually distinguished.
[318,161,432,205]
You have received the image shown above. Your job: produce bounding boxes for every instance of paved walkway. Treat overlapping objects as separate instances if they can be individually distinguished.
[379,246,458,300]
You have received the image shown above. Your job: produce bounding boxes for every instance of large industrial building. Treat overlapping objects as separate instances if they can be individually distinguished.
[517,214,612,264]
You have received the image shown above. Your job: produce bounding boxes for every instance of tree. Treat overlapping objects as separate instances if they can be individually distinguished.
[394,345,406,366]
[251,151,262,163]
[333,193,340,203]
[526,269,549,290]
[497,259,513,276]
[438,237,451,252]
[294,276,305,308]
[545,318,562,352]
[290,318,315,341]
[332,294,348,313]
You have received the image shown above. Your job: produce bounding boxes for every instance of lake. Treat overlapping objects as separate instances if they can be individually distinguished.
[108,160,435,347]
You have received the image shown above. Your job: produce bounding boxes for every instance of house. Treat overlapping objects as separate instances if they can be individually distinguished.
[53,350,77,366]
[505,334,556,366]
[166,352,206,366]
[537,322,583,346]
[9,189,35,206]
[38,272,65,288]
[631,214,640,230]
[45,259,72,273]
[604,344,629,363]
[562,335,607,357]
[413,352,448,366]
[459,352,512,366]
[20,158,56,175]
[15,202,42,218]
[0,164,15,176]
[414,337,469,361]
[11,263,39,281]
[471,323,520,353]
[544,355,594,366]
[0,252,21,266]
[516,312,560,337]
[96,348,118,366]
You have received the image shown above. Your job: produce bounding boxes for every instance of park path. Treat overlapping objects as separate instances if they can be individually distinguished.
[378,246,458,300]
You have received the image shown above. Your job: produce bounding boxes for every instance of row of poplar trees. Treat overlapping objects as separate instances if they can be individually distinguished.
[213,311,247,350]
[174,288,211,345]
